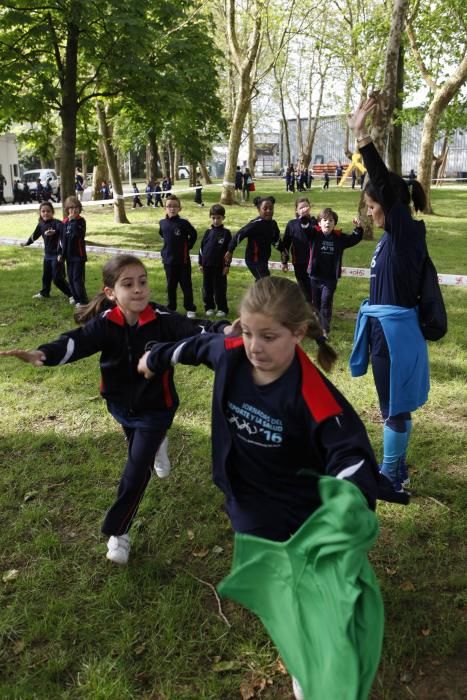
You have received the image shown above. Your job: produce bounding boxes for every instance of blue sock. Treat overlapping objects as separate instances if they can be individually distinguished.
[399,419,413,484]
[380,424,409,488]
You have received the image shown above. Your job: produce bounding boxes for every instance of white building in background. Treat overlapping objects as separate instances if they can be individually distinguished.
[280,115,467,177]
[0,134,20,200]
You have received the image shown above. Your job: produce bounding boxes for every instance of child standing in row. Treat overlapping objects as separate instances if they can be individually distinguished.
[0,255,228,565]
[310,207,363,335]
[132,183,143,208]
[21,202,72,301]
[198,204,231,317]
[224,196,280,281]
[194,178,204,207]
[280,197,317,303]
[159,194,197,318]
[58,196,88,307]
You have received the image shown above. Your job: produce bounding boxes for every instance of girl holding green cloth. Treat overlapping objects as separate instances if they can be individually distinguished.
[139,276,385,699]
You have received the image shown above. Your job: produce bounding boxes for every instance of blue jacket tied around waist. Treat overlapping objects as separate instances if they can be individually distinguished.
[349,300,429,416]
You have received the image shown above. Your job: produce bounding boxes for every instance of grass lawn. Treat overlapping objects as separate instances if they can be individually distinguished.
[0,180,466,699]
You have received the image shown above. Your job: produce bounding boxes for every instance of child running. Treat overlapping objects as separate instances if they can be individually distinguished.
[58,195,88,307]
[310,207,363,335]
[280,197,317,303]
[198,204,232,317]
[159,194,197,318]
[21,202,72,301]
[224,196,280,281]
[0,254,227,565]
[138,276,387,699]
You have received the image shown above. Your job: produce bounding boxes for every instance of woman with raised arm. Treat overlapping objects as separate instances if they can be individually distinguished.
[347,96,430,493]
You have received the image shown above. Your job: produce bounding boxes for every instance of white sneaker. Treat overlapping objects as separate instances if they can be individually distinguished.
[106,534,130,565]
[154,436,171,478]
[186,311,197,319]
[216,310,226,317]
[33,292,48,299]
[69,296,76,305]
[292,677,305,700]
[205,309,215,316]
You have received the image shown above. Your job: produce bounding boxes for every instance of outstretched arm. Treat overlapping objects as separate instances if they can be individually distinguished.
[347,95,395,213]
[0,349,46,366]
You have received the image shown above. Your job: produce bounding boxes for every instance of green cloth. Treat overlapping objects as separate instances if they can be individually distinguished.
[218,477,384,700]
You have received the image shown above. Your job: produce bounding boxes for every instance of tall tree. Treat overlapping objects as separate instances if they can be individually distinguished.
[406,0,467,212]
[217,0,297,204]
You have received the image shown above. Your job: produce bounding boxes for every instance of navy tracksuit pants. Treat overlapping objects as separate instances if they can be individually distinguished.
[40,258,72,298]
[102,427,166,536]
[164,263,196,312]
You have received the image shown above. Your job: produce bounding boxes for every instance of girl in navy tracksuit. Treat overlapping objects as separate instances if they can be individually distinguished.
[348,96,429,492]
[159,194,197,317]
[21,202,72,301]
[280,197,317,303]
[309,207,363,334]
[0,254,227,565]
[140,276,381,542]
[198,203,232,316]
[58,196,88,306]
[225,196,280,280]
[139,277,405,700]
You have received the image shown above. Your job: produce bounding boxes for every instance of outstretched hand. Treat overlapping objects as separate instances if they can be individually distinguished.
[223,317,242,336]
[347,96,378,136]
[137,350,154,379]
[0,349,46,366]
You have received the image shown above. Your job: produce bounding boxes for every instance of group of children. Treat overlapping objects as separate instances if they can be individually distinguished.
[156,192,362,336]
[22,197,88,306]
[24,191,362,338]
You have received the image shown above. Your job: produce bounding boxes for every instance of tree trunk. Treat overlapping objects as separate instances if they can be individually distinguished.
[221,89,251,204]
[168,141,174,182]
[146,134,158,181]
[370,0,409,155]
[221,0,261,205]
[174,146,180,181]
[387,44,404,174]
[96,101,129,224]
[278,84,291,166]
[190,162,197,187]
[199,161,211,184]
[417,53,467,213]
[92,162,108,199]
[247,105,256,176]
[59,19,80,207]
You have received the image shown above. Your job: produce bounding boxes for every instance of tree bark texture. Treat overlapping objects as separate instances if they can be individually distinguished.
[59,18,80,208]
[370,0,409,155]
[96,102,130,224]
[416,53,467,213]
[220,0,261,205]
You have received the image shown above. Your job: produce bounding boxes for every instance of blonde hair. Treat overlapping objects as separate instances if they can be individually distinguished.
[239,276,337,372]
[63,195,82,214]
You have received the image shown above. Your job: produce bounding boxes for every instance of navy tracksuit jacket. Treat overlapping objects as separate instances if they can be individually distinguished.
[146,333,381,538]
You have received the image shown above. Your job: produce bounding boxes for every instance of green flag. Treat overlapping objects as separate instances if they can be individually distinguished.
[218,477,384,700]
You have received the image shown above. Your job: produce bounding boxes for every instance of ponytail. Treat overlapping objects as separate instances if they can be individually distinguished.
[74,292,114,324]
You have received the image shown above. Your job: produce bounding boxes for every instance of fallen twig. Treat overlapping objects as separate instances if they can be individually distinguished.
[425,495,451,510]
[187,572,231,628]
